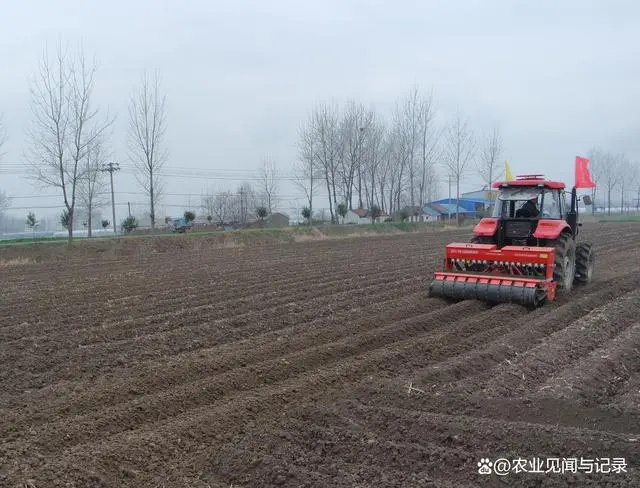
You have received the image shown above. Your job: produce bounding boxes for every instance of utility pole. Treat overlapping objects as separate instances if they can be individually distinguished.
[100,162,120,235]
[239,186,245,227]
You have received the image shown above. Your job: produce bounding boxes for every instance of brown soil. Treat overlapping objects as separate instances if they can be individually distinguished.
[1,223,640,487]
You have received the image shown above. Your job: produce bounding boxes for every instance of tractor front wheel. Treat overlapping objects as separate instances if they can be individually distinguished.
[574,242,594,284]
[550,234,576,292]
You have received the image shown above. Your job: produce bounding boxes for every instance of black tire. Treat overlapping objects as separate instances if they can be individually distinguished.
[549,233,576,292]
[574,242,594,284]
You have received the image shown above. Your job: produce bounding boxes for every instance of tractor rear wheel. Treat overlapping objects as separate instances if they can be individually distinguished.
[550,234,576,292]
[574,242,594,284]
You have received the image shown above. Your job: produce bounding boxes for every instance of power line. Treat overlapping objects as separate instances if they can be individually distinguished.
[3,191,313,200]
[1,161,271,173]
[0,162,297,181]
[5,201,258,211]
[2,162,481,189]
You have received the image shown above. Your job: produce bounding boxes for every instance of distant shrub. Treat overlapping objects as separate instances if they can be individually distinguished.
[122,216,138,233]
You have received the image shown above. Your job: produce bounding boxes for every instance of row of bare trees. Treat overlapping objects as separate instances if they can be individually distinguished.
[201,183,257,226]
[200,158,281,226]
[19,40,167,243]
[293,86,505,225]
[586,147,640,214]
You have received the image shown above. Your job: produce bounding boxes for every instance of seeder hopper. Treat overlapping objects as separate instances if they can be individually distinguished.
[429,174,595,308]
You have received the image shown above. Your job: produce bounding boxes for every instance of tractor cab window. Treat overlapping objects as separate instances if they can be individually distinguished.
[559,191,569,217]
[492,187,542,218]
[540,190,561,219]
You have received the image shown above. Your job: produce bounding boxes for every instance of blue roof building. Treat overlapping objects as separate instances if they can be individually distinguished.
[423,202,473,219]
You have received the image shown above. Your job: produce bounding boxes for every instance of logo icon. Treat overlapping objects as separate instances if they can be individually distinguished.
[478,458,493,474]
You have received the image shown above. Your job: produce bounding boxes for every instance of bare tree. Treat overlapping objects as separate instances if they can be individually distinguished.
[236,182,258,226]
[25,40,113,244]
[618,154,633,213]
[293,123,320,219]
[340,101,372,208]
[627,161,638,214]
[393,88,421,216]
[128,70,167,229]
[417,88,441,207]
[389,86,441,218]
[258,157,279,214]
[77,136,108,236]
[375,131,394,215]
[0,114,9,217]
[633,160,640,212]
[387,124,409,215]
[476,126,503,189]
[202,189,235,226]
[0,190,9,218]
[362,113,386,211]
[443,111,477,225]
[597,151,622,215]
[586,146,605,215]
[0,113,6,159]
[307,102,343,223]
[201,192,216,223]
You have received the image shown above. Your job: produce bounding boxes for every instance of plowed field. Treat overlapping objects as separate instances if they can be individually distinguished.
[2,223,640,487]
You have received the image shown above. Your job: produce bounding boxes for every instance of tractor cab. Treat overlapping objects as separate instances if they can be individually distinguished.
[492,186,565,220]
[473,175,577,247]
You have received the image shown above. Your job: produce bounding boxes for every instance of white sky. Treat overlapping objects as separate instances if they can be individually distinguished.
[1,0,639,223]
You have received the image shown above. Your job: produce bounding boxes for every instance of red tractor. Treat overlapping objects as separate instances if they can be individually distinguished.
[429,174,594,307]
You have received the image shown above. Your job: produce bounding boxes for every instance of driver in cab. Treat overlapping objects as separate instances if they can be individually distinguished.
[516,197,540,218]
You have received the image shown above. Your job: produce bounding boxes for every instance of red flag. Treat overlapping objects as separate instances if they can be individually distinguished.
[575,156,596,188]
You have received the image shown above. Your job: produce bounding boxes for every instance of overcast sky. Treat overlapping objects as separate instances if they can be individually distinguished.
[1,0,639,223]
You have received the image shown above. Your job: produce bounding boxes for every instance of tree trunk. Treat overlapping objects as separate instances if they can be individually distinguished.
[150,190,155,228]
[324,178,333,224]
[608,187,611,216]
[331,179,339,224]
[488,166,493,193]
[67,208,73,246]
[87,200,93,238]
[357,167,362,209]
[456,179,461,226]
[150,167,155,229]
